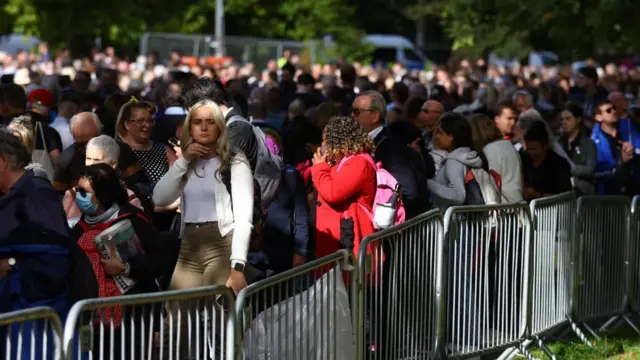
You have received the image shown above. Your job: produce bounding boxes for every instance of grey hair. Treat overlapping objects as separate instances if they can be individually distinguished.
[512,90,533,106]
[87,135,120,163]
[0,128,32,170]
[70,112,103,134]
[516,108,544,130]
[357,90,387,121]
[288,98,306,118]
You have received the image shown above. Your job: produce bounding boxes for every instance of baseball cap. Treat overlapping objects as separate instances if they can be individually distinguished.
[28,88,55,108]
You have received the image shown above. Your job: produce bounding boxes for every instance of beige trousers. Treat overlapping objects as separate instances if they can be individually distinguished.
[161,222,233,359]
[170,222,233,290]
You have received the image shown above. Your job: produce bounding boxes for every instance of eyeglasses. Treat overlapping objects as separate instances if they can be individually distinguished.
[128,118,155,126]
[351,108,377,117]
[602,107,615,114]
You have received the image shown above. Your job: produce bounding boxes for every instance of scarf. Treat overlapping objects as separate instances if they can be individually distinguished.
[84,204,120,225]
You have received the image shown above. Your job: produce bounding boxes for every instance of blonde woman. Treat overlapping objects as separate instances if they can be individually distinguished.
[152,99,253,295]
[8,115,50,179]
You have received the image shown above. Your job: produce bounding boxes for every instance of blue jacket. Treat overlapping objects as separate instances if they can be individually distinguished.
[618,116,640,154]
[590,124,640,195]
[0,170,72,359]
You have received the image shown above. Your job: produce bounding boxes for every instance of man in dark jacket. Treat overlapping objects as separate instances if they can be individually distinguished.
[0,129,72,358]
[352,90,434,219]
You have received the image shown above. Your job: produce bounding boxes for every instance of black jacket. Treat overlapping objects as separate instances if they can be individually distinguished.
[373,128,433,219]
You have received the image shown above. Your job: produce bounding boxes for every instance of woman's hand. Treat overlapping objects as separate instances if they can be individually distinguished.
[312,148,326,165]
[292,254,306,268]
[0,259,11,281]
[226,269,248,295]
[182,143,210,162]
[100,258,126,276]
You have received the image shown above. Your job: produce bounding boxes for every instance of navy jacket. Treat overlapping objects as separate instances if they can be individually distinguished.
[0,170,72,359]
[248,165,310,272]
[374,127,433,219]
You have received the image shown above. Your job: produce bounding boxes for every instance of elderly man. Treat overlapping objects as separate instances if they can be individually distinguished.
[352,90,432,219]
[512,89,534,113]
[53,112,151,207]
[0,129,72,358]
[418,99,444,147]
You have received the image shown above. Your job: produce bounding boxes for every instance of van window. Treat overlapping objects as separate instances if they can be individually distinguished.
[403,49,423,62]
[372,48,396,63]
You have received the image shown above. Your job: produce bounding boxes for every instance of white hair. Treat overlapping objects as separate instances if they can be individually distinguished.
[70,112,103,134]
[512,90,533,106]
[86,135,120,163]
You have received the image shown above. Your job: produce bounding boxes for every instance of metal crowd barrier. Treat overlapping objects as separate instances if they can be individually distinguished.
[356,209,444,360]
[63,285,236,360]
[0,306,64,360]
[438,203,534,359]
[572,196,631,339]
[235,249,357,360]
[630,196,640,317]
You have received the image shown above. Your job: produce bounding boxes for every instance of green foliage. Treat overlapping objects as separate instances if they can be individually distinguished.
[1,0,367,61]
[419,0,640,60]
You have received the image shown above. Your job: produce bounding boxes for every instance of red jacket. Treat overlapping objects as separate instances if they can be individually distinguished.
[311,154,376,259]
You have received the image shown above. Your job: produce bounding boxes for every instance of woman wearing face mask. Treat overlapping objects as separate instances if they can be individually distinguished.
[63,135,143,221]
[69,163,164,359]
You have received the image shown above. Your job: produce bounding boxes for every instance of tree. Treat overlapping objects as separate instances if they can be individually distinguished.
[411,0,640,60]
[1,0,368,61]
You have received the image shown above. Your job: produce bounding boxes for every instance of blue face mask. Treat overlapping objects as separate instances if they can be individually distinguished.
[75,191,99,215]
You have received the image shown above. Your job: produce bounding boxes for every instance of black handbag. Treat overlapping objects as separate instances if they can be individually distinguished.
[339,215,355,252]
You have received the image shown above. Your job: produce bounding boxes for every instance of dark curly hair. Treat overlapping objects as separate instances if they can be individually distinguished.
[323,116,374,162]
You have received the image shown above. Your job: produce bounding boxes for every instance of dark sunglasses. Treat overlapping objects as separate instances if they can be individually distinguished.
[602,106,615,114]
[351,108,377,117]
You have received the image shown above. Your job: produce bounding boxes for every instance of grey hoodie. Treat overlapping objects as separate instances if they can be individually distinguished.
[427,147,483,209]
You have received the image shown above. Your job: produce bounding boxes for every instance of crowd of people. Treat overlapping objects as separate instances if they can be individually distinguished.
[1,45,640,358]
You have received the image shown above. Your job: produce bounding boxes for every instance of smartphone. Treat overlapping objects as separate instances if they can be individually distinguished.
[168,137,180,148]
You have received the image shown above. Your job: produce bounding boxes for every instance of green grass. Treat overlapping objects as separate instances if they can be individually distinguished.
[524,327,640,360]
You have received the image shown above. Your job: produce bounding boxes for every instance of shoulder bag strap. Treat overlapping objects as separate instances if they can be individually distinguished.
[35,121,48,153]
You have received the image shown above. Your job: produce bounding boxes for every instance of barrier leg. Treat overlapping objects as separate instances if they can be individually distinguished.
[519,341,543,360]
[582,322,601,341]
[497,346,520,360]
[622,315,640,336]
[534,335,558,360]
[568,317,594,347]
[597,315,621,333]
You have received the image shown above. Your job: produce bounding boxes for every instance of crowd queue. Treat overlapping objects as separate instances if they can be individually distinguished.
[1,47,640,358]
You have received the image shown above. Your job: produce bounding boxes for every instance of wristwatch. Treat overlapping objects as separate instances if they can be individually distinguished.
[231,260,245,273]
[7,257,16,270]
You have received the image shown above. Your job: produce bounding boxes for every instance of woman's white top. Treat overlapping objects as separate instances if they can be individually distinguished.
[152,152,254,266]
[182,157,220,223]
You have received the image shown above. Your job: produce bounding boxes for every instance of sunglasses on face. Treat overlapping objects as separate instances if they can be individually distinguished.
[602,107,614,114]
[351,108,376,117]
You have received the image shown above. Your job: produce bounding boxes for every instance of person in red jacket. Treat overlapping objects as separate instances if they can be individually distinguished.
[310,115,376,259]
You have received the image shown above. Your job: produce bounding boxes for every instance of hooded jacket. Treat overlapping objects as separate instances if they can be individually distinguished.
[427,147,484,209]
